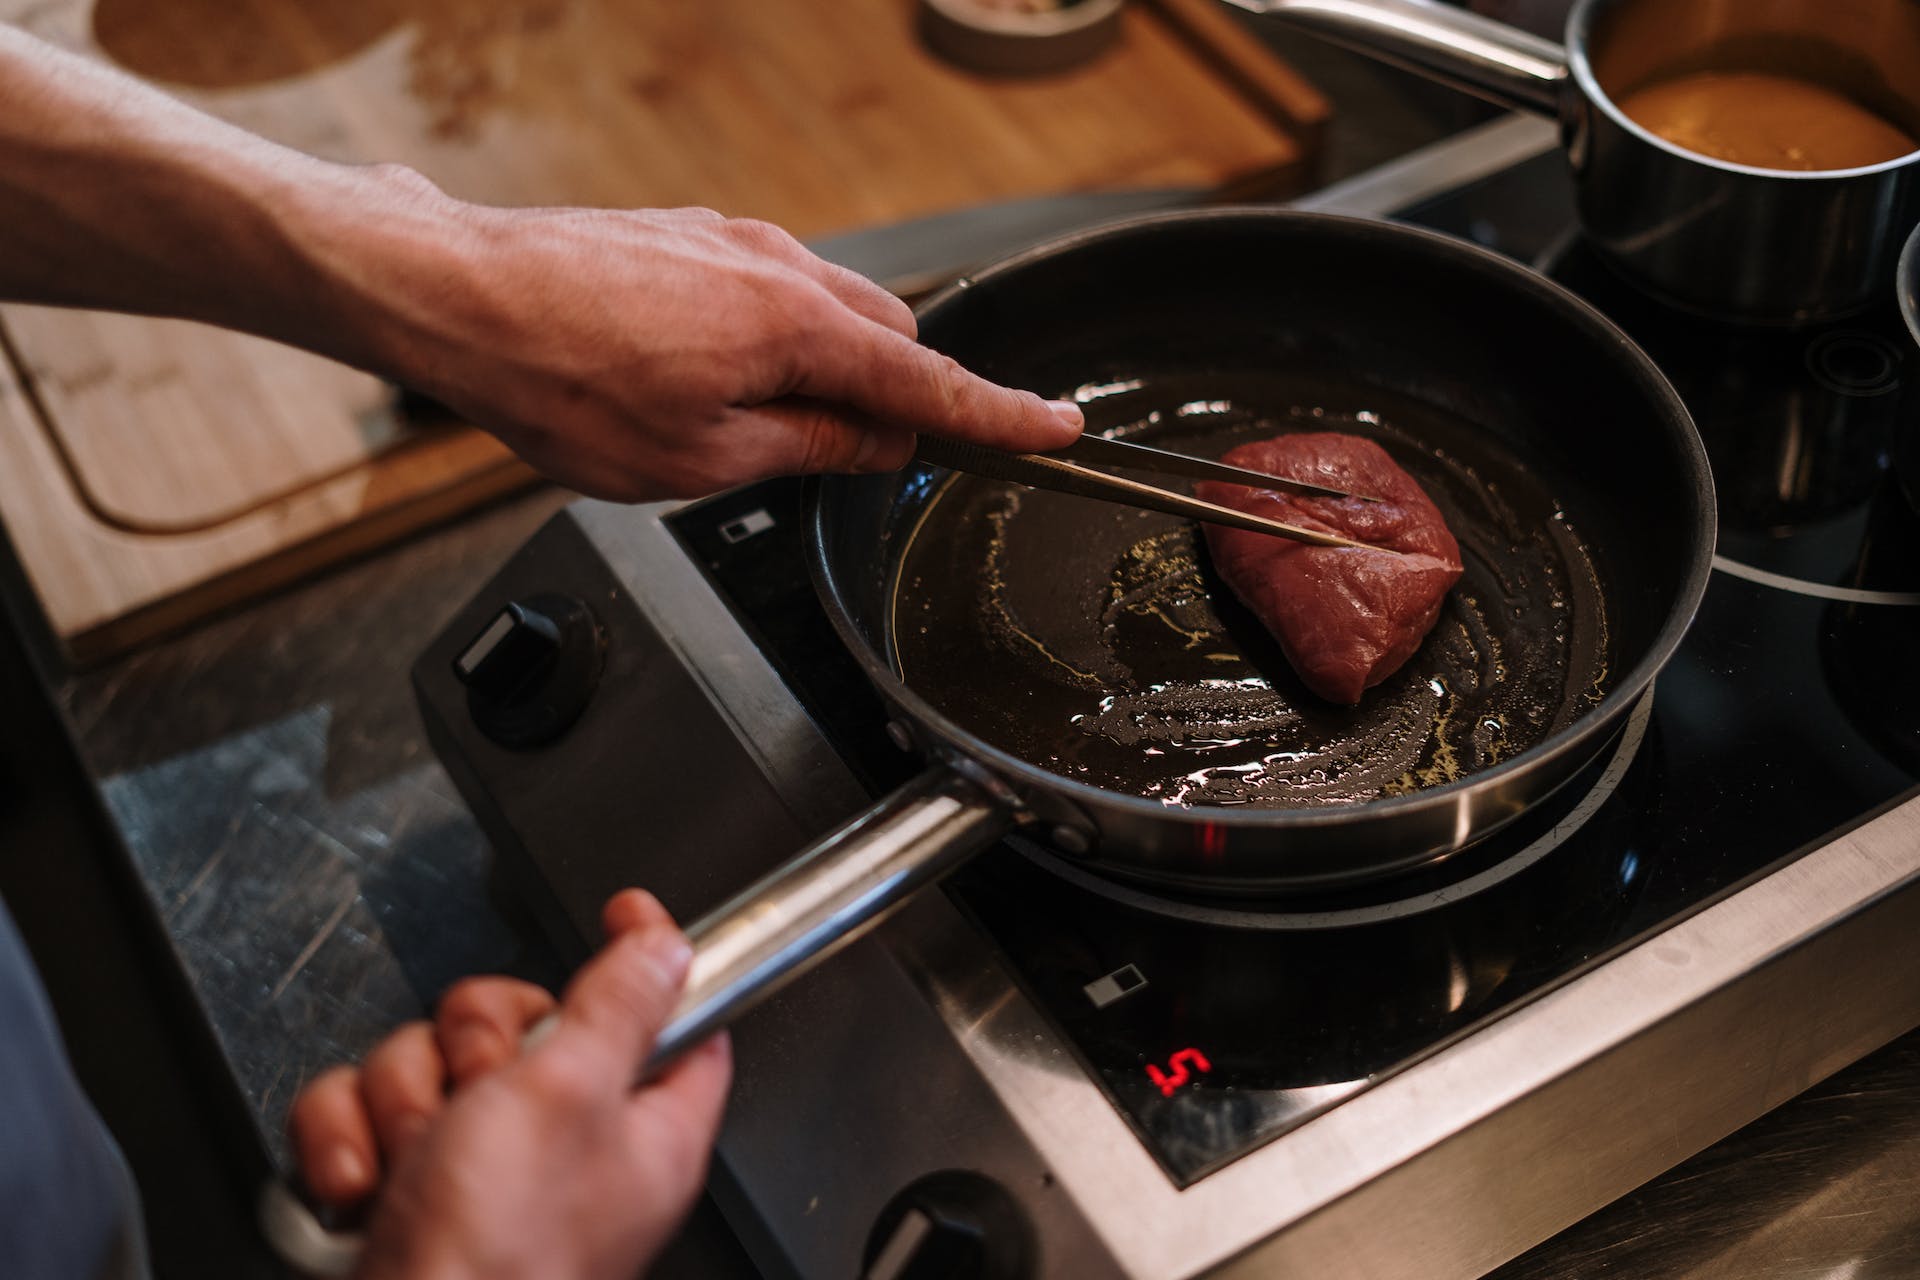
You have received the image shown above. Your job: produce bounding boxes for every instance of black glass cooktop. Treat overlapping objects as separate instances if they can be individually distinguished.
[664,151,1920,1187]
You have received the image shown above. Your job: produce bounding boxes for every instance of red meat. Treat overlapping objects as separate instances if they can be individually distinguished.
[1195,432,1463,705]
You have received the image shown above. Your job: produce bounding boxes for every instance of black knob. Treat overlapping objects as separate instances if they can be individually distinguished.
[862,1171,1033,1280]
[454,594,604,749]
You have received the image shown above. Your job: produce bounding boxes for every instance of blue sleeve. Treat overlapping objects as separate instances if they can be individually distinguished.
[0,897,149,1280]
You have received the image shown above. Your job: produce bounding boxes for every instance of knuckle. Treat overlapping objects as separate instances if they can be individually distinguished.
[863,431,917,474]
[289,1069,350,1131]
[362,1025,435,1093]
[728,217,801,255]
[831,268,916,334]
[365,1020,427,1064]
[523,1045,607,1109]
[306,1062,358,1096]
[438,977,497,1023]
[601,953,671,1019]
[777,298,852,383]
[369,162,444,202]
[797,291,849,342]
[753,288,827,347]
[882,294,917,338]
[385,1102,435,1137]
[729,320,798,388]
[928,354,970,419]
[797,416,843,473]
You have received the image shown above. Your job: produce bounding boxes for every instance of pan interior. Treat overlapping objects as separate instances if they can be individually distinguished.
[889,371,1611,810]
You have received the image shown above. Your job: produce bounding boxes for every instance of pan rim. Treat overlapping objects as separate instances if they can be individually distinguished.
[809,206,1715,833]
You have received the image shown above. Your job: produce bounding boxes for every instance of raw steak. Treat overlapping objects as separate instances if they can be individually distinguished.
[1195,432,1463,705]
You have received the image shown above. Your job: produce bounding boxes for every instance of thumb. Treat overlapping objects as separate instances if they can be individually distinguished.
[544,913,693,1085]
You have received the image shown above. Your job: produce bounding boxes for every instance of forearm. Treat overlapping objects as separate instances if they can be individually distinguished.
[0,25,453,376]
[0,25,1079,499]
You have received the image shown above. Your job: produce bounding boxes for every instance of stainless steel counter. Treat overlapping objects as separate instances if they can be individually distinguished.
[58,491,573,1150]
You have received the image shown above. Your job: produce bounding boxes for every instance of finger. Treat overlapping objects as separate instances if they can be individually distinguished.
[626,1031,734,1187]
[725,400,918,478]
[289,1066,380,1207]
[436,977,557,1085]
[360,1021,448,1160]
[601,887,677,940]
[646,205,728,224]
[792,316,1083,452]
[545,914,694,1082]
[852,424,918,473]
[716,218,913,333]
[806,260,917,336]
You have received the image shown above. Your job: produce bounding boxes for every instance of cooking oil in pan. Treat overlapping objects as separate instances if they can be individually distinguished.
[891,374,1611,810]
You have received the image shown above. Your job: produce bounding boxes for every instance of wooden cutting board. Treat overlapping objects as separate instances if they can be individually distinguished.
[0,0,1329,664]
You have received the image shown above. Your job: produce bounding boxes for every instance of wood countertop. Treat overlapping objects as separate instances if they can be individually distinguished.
[0,0,1329,663]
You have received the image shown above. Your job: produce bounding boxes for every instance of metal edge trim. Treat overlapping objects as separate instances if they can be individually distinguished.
[1288,113,1560,215]
[903,789,1920,1277]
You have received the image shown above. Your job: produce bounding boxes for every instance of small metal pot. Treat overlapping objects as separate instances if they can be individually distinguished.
[1233,0,1920,324]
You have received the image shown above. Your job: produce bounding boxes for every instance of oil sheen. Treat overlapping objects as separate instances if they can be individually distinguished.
[889,374,1611,810]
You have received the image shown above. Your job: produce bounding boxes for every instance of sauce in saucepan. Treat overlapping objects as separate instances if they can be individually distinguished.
[1617,71,1917,171]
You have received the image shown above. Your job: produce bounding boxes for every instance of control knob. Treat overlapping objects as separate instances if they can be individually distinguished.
[452,593,604,749]
[861,1170,1034,1280]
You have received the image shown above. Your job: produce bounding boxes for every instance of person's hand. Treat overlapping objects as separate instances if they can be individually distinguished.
[0,32,1078,503]
[287,890,730,1280]
[316,177,1084,501]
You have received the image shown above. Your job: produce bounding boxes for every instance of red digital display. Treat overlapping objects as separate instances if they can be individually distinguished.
[1145,1047,1212,1097]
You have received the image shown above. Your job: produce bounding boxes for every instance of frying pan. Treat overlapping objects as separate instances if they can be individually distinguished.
[644,208,1713,1065]
[263,209,1713,1275]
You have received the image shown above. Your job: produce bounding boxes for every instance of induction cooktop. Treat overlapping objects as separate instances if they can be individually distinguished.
[414,117,1920,1280]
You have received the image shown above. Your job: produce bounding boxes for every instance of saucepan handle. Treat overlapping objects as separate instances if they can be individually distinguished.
[261,766,1016,1275]
[1226,0,1568,116]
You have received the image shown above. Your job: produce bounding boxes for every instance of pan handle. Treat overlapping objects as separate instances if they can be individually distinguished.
[1226,0,1567,116]
[643,765,1016,1066]
[261,766,1015,1276]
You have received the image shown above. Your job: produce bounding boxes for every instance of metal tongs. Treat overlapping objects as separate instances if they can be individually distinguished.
[915,432,1392,550]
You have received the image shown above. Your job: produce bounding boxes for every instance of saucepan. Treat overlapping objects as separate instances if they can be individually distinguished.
[1232,0,1920,324]
[266,209,1713,1272]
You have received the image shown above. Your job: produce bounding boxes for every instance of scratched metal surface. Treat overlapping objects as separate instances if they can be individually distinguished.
[57,488,575,1169]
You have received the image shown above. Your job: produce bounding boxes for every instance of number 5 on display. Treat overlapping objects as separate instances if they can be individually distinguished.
[1145,1047,1212,1098]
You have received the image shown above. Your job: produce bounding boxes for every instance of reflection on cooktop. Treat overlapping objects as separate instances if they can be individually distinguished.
[1543,240,1920,607]
[1405,151,1920,598]
[948,705,1656,1183]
